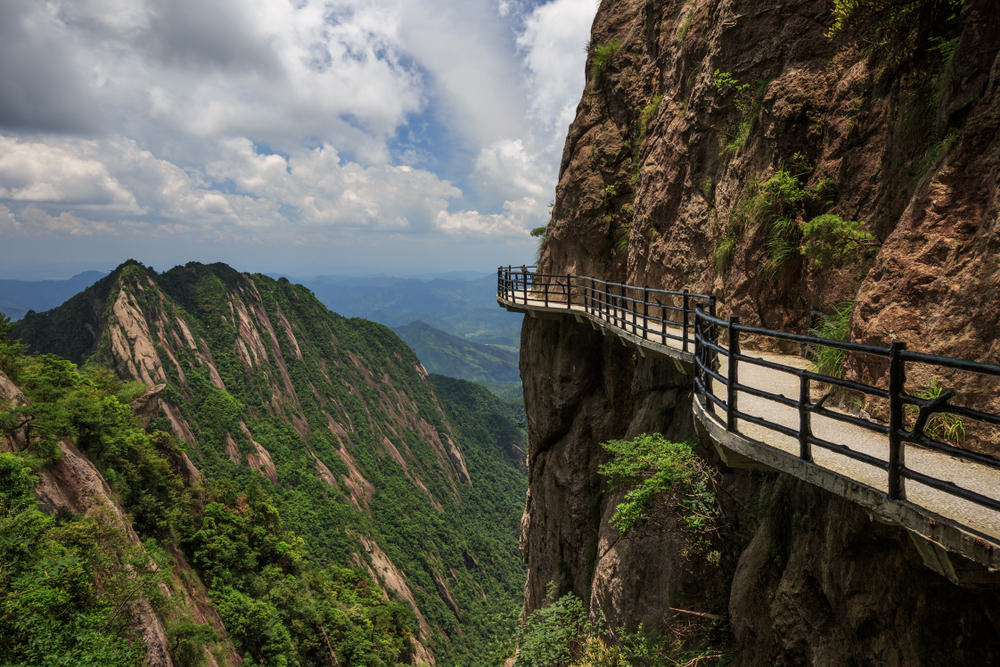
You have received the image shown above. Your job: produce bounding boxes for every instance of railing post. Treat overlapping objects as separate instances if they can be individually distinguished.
[628,284,635,334]
[659,299,666,345]
[694,304,701,373]
[726,317,740,432]
[682,289,690,353]
[566,273,572,309]
[621,283,627,331]
[544,275,549,307]
[521,265,528,304]
[798,374,812,461]
[888,341,907,500]
[693,303,706,394]
[604,283,611,324]
[708,296,718,370]
[608,285,621,327]
[642,286,649,338]
[590,278,595,315]
[611,283,617,327]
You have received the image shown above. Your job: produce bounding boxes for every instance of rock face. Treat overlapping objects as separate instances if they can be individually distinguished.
[519,315,695,618]
[543,0,999,354]
[729,477,1000,664]
[521,0,1000,661]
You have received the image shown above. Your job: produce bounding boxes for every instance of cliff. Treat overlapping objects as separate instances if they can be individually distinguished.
[521,0,1000,662]
[12,261,527,665]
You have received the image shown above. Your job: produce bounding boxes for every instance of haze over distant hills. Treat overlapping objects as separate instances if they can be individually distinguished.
[0,271,107,320]
[298,273,523,350]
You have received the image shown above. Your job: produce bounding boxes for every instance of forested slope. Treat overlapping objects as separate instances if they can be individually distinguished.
[10,260,527,665]
[395,321,522,402]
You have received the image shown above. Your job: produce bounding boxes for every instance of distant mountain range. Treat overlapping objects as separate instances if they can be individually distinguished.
[0,271,107,320]
[2,269,525,402]
[298,273,522,349]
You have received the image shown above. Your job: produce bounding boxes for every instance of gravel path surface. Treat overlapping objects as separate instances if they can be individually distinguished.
[501,292,1000,541]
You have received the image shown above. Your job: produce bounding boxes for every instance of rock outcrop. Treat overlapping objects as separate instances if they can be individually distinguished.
[521,0,1000,661]
[1,370,185,666]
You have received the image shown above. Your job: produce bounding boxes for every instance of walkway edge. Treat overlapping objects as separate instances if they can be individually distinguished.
[497,296,694,365]
[694,396,1000,570]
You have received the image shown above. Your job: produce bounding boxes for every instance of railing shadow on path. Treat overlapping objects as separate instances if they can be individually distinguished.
[497,265,1000,579]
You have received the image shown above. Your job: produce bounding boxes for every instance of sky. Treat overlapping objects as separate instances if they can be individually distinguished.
[0,0,598,279]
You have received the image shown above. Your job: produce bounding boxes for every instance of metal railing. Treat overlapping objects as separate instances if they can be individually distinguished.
[498,265,1000,542]
[497,265,712,353]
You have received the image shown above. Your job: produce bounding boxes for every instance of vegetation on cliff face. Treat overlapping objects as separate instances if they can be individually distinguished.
[598,434,718,540]
[0,453,149,666]
[9,261,528,665]
[514,583,733,667]
[511,432,730,665]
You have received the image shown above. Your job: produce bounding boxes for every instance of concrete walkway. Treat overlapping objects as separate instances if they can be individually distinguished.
[499,289,1000,570]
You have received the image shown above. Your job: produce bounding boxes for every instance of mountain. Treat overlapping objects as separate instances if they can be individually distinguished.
[0,270,106,320]
[394,321,522,402]
[514,0,1000,664]
[11,260,527,665]
[300,273,523,348]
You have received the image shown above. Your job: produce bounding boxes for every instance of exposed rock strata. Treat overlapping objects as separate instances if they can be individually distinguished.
[12,261,518,663]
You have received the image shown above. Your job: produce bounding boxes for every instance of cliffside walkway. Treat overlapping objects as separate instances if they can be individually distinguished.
[497,266,1000,579]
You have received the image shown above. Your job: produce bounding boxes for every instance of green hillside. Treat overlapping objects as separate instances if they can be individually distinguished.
[395,321,522,402]
[10,261,528,665]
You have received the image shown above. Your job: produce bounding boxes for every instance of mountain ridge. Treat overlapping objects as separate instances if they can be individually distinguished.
[12,259,527,665]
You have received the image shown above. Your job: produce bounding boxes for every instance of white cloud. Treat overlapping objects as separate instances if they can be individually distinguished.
[518,0,596,141]
[208,138,462,231]
[0,136,139,210]
[435,196,546,236]
[0,0,597,272]
[474,138,550,201]
[1,0,425,156]
[17,205,115,237]
[395,0,528,146]
[0,204,19,232]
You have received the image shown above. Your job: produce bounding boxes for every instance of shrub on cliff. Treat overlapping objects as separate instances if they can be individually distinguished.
[597,434,718,537]
[515,583,663,667]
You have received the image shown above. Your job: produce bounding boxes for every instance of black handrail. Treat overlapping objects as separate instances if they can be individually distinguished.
[496,265,711,352]
[497,266,1000,541]
[683,300,1000,507]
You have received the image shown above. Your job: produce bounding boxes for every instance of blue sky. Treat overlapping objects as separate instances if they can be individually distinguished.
[0,0,597,279]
